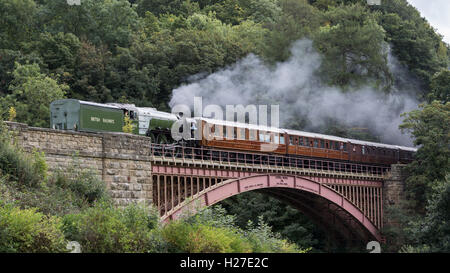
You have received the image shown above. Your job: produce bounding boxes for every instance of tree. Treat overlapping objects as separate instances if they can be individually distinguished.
[415,175,450,252]
[115,12,267,109]
[400,101,450,211]
[38,0,139,50]
[69,41,113,102]
[263,0,322,62]
[135,0,199,17]
[33,32,81,73]
[378,0,449,94]
[0,49,44,97]
[313,4,391,88]
[429,70,450,104]
[0,0,37,49]
[1,62,68,127]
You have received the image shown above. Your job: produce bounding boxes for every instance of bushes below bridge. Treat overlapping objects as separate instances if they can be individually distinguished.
[59,204,304,253]
[0,204,67,253]
[161,207,305,253]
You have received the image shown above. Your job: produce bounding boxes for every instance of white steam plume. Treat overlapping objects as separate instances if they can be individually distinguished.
[169,39,419,146]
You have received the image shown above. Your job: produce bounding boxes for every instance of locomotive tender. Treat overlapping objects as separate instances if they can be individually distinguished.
[50,99,417,165]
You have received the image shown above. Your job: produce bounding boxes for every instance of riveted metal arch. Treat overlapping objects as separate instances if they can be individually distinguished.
[161,174,381,241]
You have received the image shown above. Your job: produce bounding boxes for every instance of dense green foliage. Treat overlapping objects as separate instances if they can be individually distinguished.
[0,62,67,127]
[400,102,449,209]
[383,101,449,252]
[376,0,448,91]
[0,204,67,253]
[219,192,327,251]
[0,122,110,215]
[0,0,448,253]
[0,0,448,115]
[62,202,163,253]
[162,206,305,253]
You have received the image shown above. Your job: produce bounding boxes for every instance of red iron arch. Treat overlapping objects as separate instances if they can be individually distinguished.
[161,174,381,242]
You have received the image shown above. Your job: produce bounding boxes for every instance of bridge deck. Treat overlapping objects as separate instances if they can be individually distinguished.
[151,155,386,180]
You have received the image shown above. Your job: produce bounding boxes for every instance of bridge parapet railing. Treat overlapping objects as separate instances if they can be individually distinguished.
[149,144,390,179]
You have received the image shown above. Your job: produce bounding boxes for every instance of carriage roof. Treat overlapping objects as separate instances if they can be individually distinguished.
[199,117,417,152]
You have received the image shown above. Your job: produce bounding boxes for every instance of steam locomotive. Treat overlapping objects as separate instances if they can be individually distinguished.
[50,99,417,165]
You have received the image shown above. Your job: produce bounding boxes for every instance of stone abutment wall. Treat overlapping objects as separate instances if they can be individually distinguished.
[6,122,153,206]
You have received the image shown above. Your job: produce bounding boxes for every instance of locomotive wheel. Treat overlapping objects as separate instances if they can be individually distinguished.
[146,131,157,143]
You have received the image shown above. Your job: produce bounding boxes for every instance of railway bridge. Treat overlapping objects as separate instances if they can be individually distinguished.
[6,122,407,245]
[150,145,390,244]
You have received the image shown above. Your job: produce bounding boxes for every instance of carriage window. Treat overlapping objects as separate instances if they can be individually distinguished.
[225,126,232,139]
[298,137,303,146]
[249,129,257,141]
[237,128,245,140]
[362,146,366,155]
[259,131,271,143]
[224,126,228,139]
[313,139,318,148]
[280,134,285,145]
[259,131,264,142]
[304,137,308,146]
[343,143,347,150]
[335,142,339,150]
[320,140,325,149]
[326,142,330,149]
[289,136,295,145]
[215,125,222,138]
[273,133,280,144]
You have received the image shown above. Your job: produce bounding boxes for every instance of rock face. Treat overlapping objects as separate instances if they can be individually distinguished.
[6,122,153,206]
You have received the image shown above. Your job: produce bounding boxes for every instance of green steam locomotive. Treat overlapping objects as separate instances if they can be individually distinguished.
[50,99,179,143]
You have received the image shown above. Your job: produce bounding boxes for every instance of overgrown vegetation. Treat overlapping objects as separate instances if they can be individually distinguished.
[162,206,306,253]
[382,101,450,253]
[0,0,448,120]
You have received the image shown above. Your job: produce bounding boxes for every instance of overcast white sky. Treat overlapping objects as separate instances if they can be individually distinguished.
[407,0,450,44]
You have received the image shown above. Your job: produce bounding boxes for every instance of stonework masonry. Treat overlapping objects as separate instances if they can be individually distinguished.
[6,122,153,206]
[383,164,408,207]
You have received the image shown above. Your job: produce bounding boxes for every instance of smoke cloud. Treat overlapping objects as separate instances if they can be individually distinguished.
[169,39,419,146]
